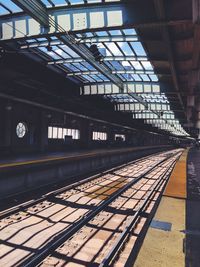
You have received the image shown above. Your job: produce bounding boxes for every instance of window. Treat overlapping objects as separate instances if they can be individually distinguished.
[48,126,53,138]
[16,122,27,138]
[48,127,80,140]
[92,131,107,140]
[115,134,125,141]
[52,127,58,138]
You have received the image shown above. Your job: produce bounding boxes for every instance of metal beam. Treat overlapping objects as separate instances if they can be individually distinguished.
[20,37,194,51]
[66,69,169,76]
[0,2,191,41]
[47,56,168,65]
[12,0,49,27]
[0,92,137,133]
[20,35,139,49]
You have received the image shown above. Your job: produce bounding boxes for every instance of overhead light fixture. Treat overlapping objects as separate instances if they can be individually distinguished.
[0,47,5,59]
[89,44,103,63]
[46,40,52,52]
[46,45,52,52]
[47,114,52,119]
[5,103,12,111]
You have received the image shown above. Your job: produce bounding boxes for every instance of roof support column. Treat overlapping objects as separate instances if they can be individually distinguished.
[153,0,185,115]
[187,1,200,128]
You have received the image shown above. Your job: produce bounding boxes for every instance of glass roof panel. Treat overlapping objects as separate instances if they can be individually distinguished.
[87,0,102,2]
[98,43,112,56]
[90,74,103,82]
[109,30,122,36]
[40,0,51,7]
[122,61,131,68]
[104,43,123,56]
[0,5,9,15]
[64,63,80,72]
[96,31,108,37]
[51,0,68,5]
[122,29,137,35]
[122,74,134,81]
[59,45,79,58]
[118,42,134,56]
[140,74,151,81]
[81,62,96,71]
[0,0,22,14]
[117,74,126,81]
[149,75,158,82]
[141,61,153,70]
[97,74,110,81]
[72,63,88,71]
[50,47,68,58]
[70,0,85,5]
[109,61,124,70]
[130,42,147,56]
[82,75,96,82]
[132,74,142,81]
[130,61,143,70]
[38,47,62,60]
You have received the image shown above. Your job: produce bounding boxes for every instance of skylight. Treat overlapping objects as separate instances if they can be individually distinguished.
[0,0,189,137]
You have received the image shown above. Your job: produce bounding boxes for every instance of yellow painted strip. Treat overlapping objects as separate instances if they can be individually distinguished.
[0,152,97,169]
[164,148,188,199]
[0,146,155,169]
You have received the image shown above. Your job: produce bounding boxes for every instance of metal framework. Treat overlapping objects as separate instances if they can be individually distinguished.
[0,0,190,137]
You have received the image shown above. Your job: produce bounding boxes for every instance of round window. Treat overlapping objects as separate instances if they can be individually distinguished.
[16,122,27,138]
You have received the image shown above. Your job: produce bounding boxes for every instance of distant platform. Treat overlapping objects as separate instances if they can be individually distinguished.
[0,145,172,202]
[0,145,171,170]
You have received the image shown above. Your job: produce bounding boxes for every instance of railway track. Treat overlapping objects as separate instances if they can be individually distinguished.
[0,149,183,267]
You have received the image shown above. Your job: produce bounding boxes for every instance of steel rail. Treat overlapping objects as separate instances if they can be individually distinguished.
[99,153,180,267]
[0,149,168,220]
[20,150,181,267]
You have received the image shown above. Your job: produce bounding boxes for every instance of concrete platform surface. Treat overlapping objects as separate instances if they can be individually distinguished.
[135,147,200,267]
[135,196,185,267]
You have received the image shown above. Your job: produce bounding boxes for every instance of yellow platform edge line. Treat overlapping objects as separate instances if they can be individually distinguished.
[164,148,189,199]
[0,146,167,170]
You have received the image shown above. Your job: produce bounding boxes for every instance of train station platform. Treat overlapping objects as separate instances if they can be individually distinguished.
[0,145,171,205]
[0,145,169,170]
[134,147,200,267]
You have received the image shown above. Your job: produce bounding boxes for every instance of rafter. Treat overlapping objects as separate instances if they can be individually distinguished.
[46,56,168,65]
[192,0,200,68]
[66,69,170,76]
